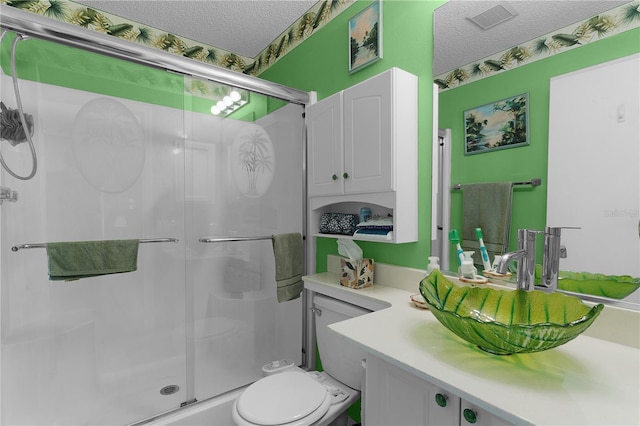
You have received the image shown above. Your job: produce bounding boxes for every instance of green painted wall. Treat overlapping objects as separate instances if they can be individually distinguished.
[260,0,446,274]
[1,33,185,108]
[439,28,640,271]
[259,2,444,420]
[0,32,271,118]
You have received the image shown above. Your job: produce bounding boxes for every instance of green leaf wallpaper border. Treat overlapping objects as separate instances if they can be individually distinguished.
[2,0,356,99]
[435,1,640,92]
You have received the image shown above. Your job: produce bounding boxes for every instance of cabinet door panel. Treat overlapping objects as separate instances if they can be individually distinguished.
[461,400,513,426]
[343,73,393,194]
[365,355,458,426]
[365,356,428,425]
[428,387,461,426]
[307,92,343,196]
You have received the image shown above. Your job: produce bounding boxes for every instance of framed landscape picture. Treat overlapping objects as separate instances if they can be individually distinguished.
[349,1,382,73]
[464,93,529,155]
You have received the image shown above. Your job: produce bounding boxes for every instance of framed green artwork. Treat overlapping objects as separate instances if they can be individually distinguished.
[464,93,529,155]
[348,1,382,73]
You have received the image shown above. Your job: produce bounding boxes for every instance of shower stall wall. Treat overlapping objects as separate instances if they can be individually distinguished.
[0,12,307,425]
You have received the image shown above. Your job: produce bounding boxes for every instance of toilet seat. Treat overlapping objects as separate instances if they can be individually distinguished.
[233,371,331,426]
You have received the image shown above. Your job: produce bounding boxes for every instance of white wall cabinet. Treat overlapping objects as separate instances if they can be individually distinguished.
[307,67,416,197]
[306,67,418,247]
[364,355,512,426]
[307,91,344,197]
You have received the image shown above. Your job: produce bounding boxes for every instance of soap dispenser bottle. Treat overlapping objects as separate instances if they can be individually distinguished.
[460,260,476,279]
[459,251,478,279]
[426,256,440,275]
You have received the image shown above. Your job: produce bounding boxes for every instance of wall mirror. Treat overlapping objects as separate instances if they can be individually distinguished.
[433,0,640,310]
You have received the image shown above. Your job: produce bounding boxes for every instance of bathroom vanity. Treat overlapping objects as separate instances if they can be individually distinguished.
[303,256,640,425]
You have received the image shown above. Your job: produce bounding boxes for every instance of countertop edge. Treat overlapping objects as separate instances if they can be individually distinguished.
[303,272,640,426]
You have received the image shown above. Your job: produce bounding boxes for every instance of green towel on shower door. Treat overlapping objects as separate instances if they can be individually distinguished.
[272,233,304,302]
[46,239,139,281]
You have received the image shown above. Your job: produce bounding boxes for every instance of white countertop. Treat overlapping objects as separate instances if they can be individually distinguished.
[303,260,640,426]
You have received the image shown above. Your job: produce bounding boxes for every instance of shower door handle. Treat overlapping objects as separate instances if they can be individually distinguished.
[0,187,18,204]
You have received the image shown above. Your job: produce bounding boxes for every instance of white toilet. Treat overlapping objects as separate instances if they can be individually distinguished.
[232,294,371,426]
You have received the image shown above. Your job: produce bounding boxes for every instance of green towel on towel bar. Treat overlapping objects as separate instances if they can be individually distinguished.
[46,239,139,281]
[272,233,303,302]
[461,182,514,264]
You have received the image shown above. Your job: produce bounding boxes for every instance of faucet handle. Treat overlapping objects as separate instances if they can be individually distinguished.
[559,245,567,258]
[540,227,580,290]
[545,226,581,235]
[521,228,546,236]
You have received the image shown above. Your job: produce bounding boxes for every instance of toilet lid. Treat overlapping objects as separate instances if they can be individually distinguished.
[236,371,330,425]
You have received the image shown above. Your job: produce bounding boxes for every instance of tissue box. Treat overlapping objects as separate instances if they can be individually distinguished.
[340,258,374,289]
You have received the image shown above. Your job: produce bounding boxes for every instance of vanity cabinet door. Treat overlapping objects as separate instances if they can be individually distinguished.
[364,355,460,426]
[460,400,512,426]
[428,386,461,425]
[307,92,344,197]
[365,354,514,426]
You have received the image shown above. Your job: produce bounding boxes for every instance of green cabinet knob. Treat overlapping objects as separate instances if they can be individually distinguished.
[435,393,448,407]
[463,408,478,424]
[331,174,338,181]
[343,172,349,179]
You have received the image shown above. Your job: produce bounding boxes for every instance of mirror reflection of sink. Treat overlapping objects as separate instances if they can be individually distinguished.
[420,270,604,355]
[531,265,640,300]
[481,266,640,300]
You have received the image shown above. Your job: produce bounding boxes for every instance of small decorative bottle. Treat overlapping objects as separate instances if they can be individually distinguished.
[460,260,476,279]
[426,256,440,275]
[459,251,477,279]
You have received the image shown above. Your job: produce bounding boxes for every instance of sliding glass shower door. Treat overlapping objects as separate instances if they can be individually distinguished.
[1,33,304,426]
[0,35,189,425]
[183,94,304,400]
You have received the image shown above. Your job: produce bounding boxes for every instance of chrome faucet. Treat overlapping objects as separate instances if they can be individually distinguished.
[495,229,537,291]
[539,227,577,290]
[496,226,577,292]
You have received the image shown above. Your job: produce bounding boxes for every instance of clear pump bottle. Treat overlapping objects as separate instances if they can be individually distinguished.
[460,260,476,279]
[426,256,440,275]
[459,251,477,279]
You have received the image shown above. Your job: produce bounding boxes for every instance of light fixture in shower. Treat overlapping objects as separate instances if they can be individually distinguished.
[184,77,249,117]
[211,90,247,116]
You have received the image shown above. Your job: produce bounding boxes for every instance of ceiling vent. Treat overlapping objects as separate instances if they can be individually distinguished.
[467,2,518,30]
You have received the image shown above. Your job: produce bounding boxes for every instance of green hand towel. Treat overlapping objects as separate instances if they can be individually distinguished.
[46,239,139,281]
[272,233,303,302]
[461,183,513,264]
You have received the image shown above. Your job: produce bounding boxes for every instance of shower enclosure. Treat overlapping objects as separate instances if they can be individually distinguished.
[0,6,308,425]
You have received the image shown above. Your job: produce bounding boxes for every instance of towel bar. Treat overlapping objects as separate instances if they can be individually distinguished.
[453,178,541,190]
[199,236,273,243]
[11,238,179,252]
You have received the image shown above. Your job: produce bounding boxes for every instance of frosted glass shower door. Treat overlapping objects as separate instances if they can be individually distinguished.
[184,101,304,401]
[1,31,307,425]
[0,42,189,425]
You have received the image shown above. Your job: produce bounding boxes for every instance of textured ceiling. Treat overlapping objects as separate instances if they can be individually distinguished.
[74,0,631,74]
[434,0,630,75]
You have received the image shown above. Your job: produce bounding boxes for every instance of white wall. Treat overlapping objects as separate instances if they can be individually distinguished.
[547,54,639,302]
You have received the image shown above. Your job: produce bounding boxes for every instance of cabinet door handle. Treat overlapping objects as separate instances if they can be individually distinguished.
[331,174,338,181]
[434,393,448,408]
[343,172,349,179]
[463,408,478,424]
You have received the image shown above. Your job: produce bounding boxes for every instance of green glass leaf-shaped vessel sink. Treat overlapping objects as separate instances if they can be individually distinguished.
[419,270,604,355]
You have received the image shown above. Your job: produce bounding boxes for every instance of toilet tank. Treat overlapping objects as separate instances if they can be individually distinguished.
[313,294,371,391]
